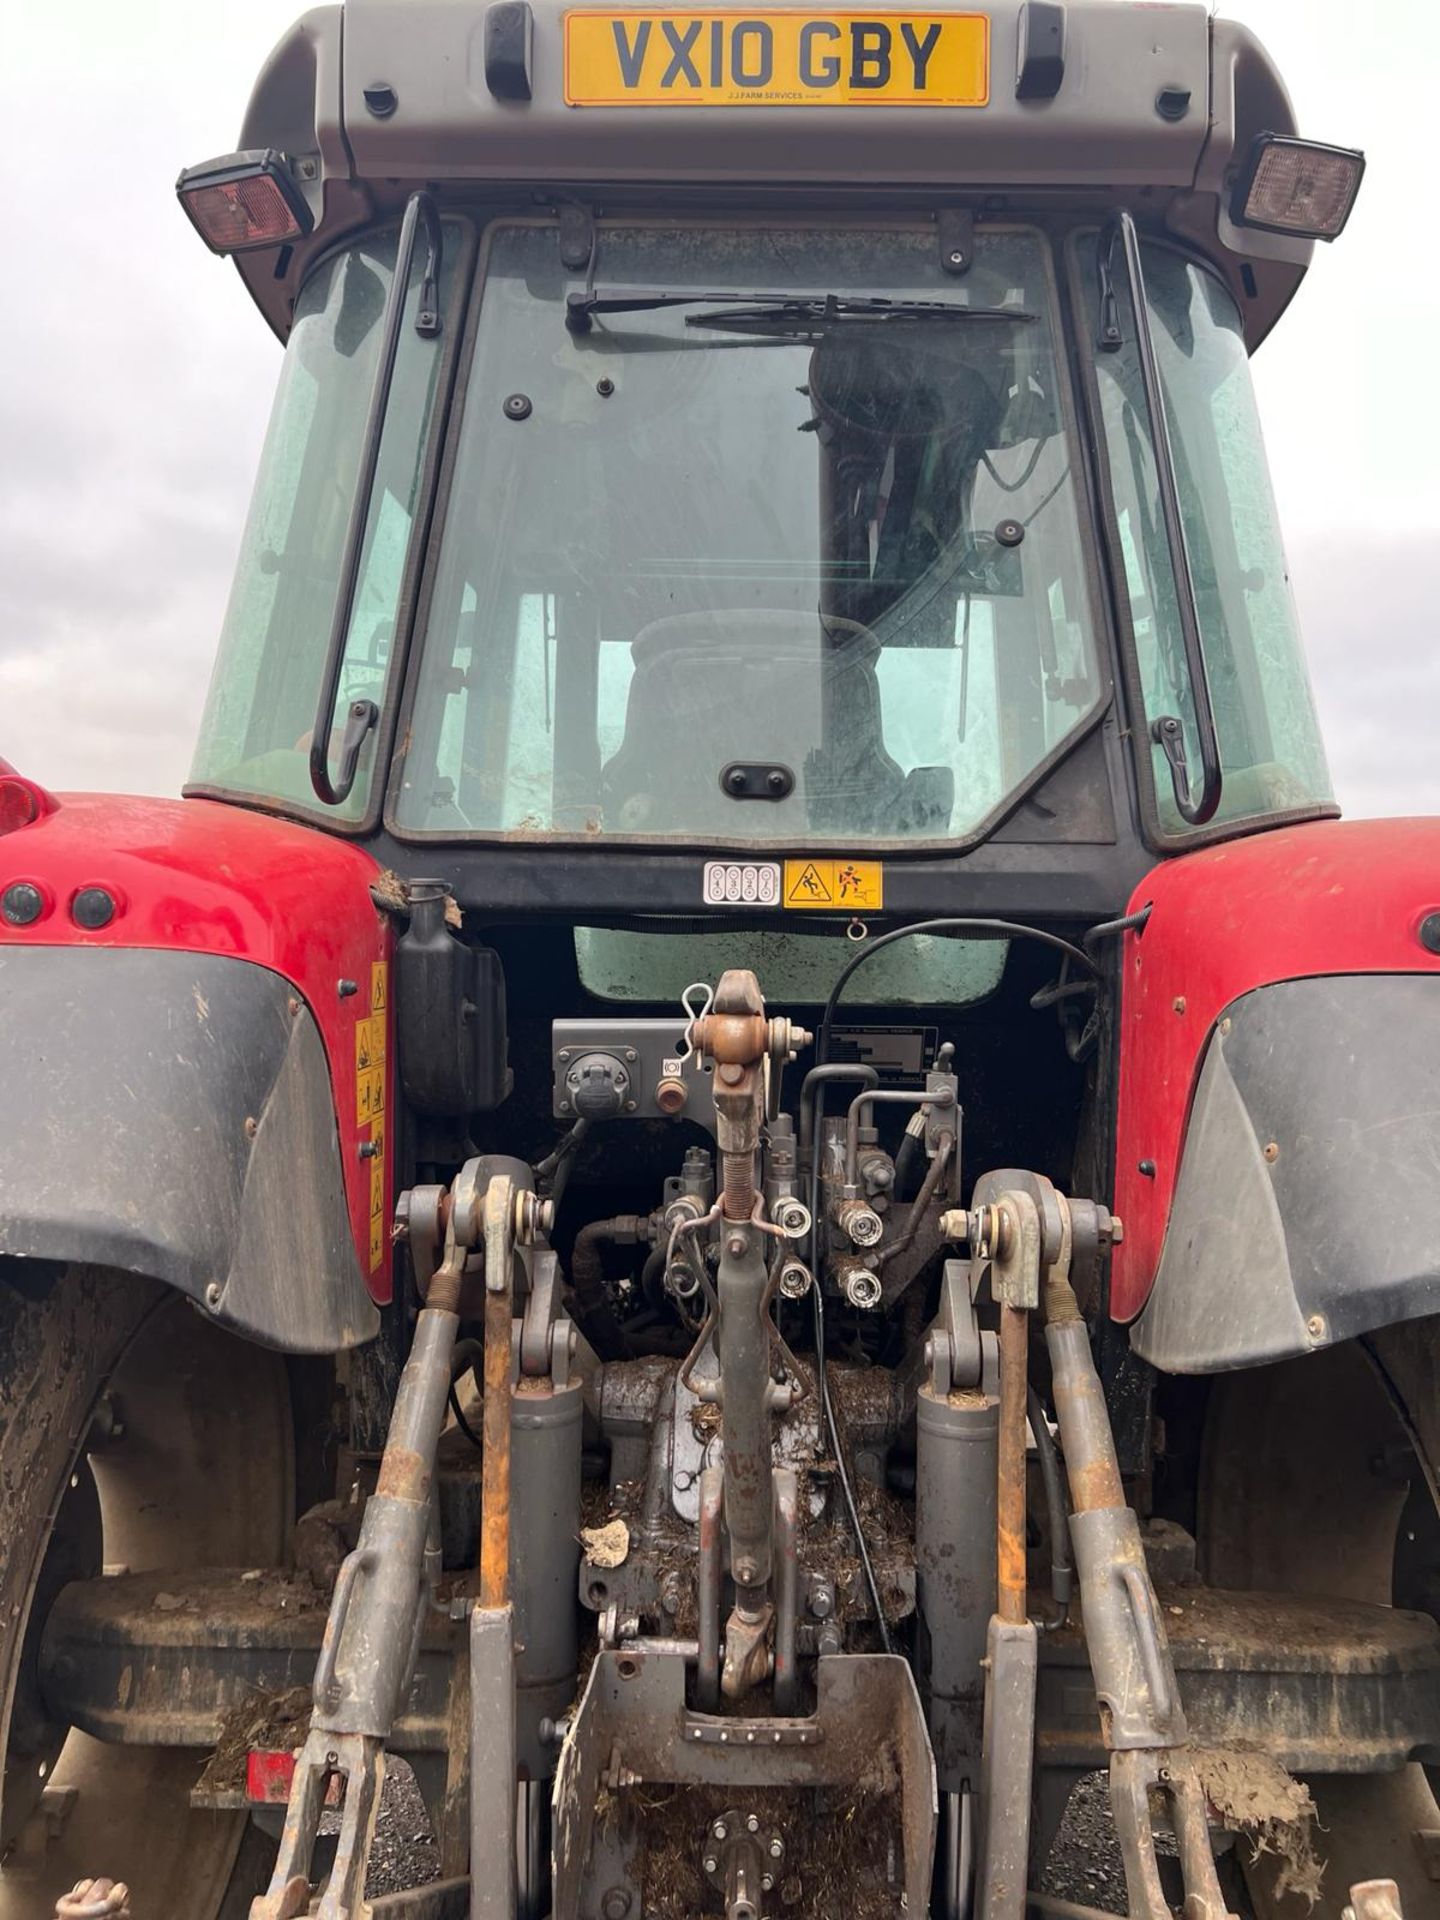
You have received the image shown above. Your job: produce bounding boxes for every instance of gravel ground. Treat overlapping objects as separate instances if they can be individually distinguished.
[1037,1771,1131,1912]
[368,1764,1143,1912]
[365,1762,441,1900]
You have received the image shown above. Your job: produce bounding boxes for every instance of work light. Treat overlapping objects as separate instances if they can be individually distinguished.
[176,149,313,254]
[1231,134,1365,241]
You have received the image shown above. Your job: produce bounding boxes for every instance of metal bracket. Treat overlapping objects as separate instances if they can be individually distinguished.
[684,1715,822,1747]
[558,201,596,273]
[993,1191,1042,1311]
[519,1247,560,1376]
[938,208,975,275]
[924,1066,962,1156]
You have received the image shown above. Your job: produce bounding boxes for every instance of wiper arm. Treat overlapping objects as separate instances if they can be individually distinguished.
[565,287,1034,335]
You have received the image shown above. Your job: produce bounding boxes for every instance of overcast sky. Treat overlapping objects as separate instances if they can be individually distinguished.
[1,0,1436,816]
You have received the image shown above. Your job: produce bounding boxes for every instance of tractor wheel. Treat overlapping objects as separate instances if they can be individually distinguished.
[1200,1316,1440,1919]
[0,1264,295,1918]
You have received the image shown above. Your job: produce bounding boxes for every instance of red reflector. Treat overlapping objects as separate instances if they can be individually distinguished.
[0,775,51,836]
[182,175,304,252]
[245,1748,297,1804]
[244,1749,342,1806]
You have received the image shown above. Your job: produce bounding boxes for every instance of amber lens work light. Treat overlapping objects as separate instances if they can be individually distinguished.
[176,149,313,254]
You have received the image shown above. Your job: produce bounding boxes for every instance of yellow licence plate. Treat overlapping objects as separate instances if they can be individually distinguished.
[563,9,990,107]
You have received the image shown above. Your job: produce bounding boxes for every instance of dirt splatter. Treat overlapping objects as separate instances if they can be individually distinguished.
[580,1519,631,1569]
[193,1685,313,1797]
[618,1780,905,1920]
[1193,1748,1322,1906]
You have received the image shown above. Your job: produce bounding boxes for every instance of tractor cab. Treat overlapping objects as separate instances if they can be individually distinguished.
[180,0,1359,918]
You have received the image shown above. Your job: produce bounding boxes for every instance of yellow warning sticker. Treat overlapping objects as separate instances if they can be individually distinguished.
[357,1066,385,1124]
[355,965,390,1275]
[783,859,884,910]
[355,1014,387,1075]
[367,1114,387,1273]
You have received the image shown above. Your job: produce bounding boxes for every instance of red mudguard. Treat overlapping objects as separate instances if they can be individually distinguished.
[1111,816,1440,1324]
[0,792,394,1303]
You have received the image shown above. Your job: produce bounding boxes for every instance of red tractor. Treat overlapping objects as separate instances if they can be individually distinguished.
[1,5,1433,1918]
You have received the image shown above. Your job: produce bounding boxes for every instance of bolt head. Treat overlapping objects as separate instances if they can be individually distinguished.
[703,1857,717,1875]
[769,1838,784,1858]
[1306,1314,1327,1340]
[762,1875,775,1892]
[746,1813,760,1832]
[712,1821,728,1840]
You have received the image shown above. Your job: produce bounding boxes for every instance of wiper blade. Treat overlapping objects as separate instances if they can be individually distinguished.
[689,294,1036,334]
[565,287,1034,334]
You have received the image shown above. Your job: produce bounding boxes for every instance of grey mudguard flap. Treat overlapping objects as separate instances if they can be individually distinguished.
[0,945,379,1354]
[1132,973,1440,1375]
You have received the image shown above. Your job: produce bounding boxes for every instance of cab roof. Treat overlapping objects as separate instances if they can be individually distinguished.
[229,0,1316,346]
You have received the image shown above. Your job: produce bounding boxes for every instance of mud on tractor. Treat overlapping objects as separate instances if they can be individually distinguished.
[1,4,1434,1917]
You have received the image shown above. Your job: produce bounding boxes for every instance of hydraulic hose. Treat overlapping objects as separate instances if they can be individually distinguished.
[1027,1386,1074,1629]
[567,1218,632,1358]
[876,1131,954,1270]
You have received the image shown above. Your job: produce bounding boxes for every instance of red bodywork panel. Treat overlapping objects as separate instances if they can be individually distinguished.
[1111,817,1440,1323]
[0,794,394,1302]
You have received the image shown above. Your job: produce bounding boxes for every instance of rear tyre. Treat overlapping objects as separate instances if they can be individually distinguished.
[1200,1319,1440,1919]
[0,1265,295,1918]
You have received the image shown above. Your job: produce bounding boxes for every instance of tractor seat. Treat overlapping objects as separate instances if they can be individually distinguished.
[599,609,929,836]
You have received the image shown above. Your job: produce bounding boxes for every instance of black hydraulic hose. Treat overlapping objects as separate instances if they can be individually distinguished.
[639,1243,668,1311]
[1082,904,1152,957]
[535,1116,589,1179]
[1028,1386,1074,1629]
[448,1338,485,1452]
[876,1130,954,1270]
[568,1218,632,1358]
[448,1386,484,1452]
[816,918,1098,1059]
[893,1124,923,1201]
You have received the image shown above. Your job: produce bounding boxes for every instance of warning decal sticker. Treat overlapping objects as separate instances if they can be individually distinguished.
[357,961,389,1273]
[783,859,884,910]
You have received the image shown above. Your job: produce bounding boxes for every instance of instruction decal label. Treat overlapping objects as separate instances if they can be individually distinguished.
[703,861,782,906]
[783,859,884,910]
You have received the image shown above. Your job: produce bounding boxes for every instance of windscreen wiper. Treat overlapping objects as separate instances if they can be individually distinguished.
[565,287,1035,334]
